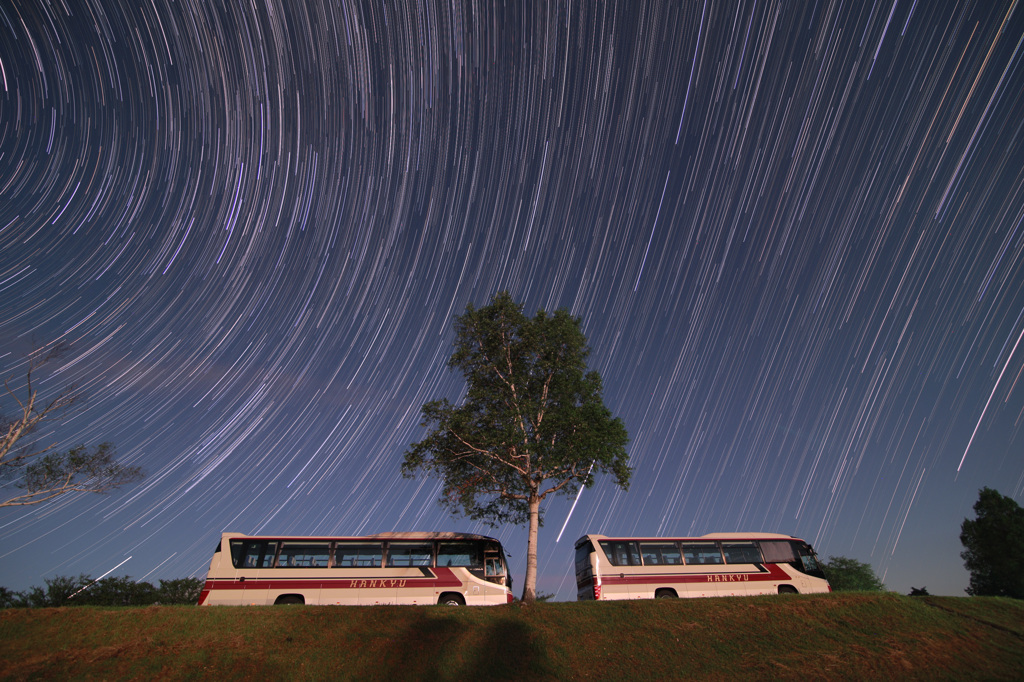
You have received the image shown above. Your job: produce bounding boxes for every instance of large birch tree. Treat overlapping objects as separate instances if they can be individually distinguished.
[403,291,630,602]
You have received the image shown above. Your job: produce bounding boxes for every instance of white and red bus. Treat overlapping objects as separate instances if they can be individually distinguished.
[198,531,513,606]
[574,533,831,600]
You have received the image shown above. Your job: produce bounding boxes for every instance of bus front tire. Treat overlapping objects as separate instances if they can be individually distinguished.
[778,585,799,595]
[438,593,465,606]
[655,589,678,599]
[275,595,305,605]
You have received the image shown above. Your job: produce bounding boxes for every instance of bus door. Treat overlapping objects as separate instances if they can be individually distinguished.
[794,542,827,590]
[483,543,510,591]
[437,540,512,603]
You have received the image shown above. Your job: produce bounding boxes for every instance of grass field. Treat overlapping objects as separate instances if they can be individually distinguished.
[2,593,1022,680]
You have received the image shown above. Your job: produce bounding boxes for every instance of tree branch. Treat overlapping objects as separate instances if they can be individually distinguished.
[446,428,529,476]
[1,345,142,507]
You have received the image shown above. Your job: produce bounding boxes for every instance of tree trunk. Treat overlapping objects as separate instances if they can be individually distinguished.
[521,492,541,602]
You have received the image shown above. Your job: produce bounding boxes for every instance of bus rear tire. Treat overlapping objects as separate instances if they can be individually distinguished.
[438,593,465,606]
[778,585,798,595]
[655,588,678,599]
[275,595,305,605]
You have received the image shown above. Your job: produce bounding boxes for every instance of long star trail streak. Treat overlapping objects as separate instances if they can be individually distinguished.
[1,1,1022,599]
[959,318,1024,472]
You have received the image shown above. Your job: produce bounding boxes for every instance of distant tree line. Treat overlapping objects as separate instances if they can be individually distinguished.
[0,575,203,608]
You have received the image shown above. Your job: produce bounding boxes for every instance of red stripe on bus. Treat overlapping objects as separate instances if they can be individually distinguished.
[202,566,467,592]
[598,562,792,586]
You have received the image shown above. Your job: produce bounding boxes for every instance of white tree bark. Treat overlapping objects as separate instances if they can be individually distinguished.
[522,491,541,602]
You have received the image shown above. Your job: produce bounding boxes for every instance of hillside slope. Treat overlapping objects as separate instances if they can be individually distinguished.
[2,594,1022,680]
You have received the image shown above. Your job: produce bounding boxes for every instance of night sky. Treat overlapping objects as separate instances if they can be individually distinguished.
[2,0,1023,600]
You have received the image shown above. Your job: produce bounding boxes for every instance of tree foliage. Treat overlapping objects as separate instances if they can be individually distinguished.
[403,291,630,601]
[821,556,885,591]
[154,578,206,605]
[1,343,143,507]
[0,576,204,607]
[20,574,91,608]
[959,487,1024,599]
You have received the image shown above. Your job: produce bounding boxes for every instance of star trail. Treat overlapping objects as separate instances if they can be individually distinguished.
[2,1,1023,598]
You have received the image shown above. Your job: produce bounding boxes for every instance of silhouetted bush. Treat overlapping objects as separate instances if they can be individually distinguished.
[0,575,204,607]
[821,556,885,591]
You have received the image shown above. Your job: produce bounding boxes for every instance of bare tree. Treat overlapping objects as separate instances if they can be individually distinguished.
[1,343,143,507]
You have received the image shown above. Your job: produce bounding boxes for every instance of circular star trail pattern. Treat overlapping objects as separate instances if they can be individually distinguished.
[1,1,1023,597]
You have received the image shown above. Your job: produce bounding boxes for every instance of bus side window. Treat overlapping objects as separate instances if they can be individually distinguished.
[278,542,330,568]
[682,542,723,565]
[387,543,433,567]
[721,542,762,564]
[231,540,276,569]
[334,543,383,567]
[437,542,483,567]
[640,542,682,566]
[758,540,798,564]
[599,541,640,566]
[230,540,246,568]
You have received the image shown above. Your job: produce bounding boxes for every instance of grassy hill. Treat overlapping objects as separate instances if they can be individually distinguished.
[2,593,1022,680]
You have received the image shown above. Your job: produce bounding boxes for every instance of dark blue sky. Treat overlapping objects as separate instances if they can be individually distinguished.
[2,0,1022,599]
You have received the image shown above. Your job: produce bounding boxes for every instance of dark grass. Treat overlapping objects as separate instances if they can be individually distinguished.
[2,594,1022,680]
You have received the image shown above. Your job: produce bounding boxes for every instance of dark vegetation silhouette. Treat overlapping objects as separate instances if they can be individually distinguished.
[821,555,885,591]
[960,487,1024,598]
[0,575,203,607]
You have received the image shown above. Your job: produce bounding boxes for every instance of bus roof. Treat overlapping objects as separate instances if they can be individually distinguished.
[220,531,500,542]
[576,532,804,544]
